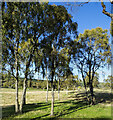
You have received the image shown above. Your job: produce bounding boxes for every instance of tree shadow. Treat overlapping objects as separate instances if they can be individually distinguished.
[30,113,50,120]
[2,105,15,118]
[2,102,51,118]
[68,90,113,105]
[54,99,90,118]
[94,92,113,104]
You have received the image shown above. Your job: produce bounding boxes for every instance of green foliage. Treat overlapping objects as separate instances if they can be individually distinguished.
[2,73,15,88]
[74,75,82,87]
[104,75,113,88]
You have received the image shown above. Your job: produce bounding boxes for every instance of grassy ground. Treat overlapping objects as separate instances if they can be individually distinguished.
[1,88,113,119]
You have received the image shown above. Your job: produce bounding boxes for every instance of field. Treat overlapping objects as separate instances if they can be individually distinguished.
[1,88,113,119]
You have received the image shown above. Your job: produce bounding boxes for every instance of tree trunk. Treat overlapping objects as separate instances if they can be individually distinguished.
[51,81,54,116]
[46,68,48,103]
[15,78,19,113]
[50,51,55,116]
[89,79,94,105]
[84,79,89,101]
[20,54,33,112]
[46,79,48,103]
[23,95,26,105]
[58,79,60,100]
[20,77,27,113]
[15,46,19,113]
[81,71,89,102]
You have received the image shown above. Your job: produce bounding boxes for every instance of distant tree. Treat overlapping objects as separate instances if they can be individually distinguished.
[74,75,82,88]
[64,74,75,90]
[104,75,113,88]
[1,72,15,88]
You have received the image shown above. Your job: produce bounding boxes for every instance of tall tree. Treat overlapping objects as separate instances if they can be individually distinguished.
[2,2,25,113]
[39,4,78,116]
[19,2,47,112]
[73,27,111,104]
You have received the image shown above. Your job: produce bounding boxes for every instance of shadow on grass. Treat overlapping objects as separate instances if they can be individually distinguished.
[95,92,113,104]
[54,99,89,118]
[2,105,15,118]
[68,90,113,104]
[2,102,51,118]
[2,99,90,119]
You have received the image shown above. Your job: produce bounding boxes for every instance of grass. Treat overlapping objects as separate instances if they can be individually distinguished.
[1,88,113,119]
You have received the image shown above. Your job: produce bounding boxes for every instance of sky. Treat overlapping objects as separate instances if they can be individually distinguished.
[34,2,111,82]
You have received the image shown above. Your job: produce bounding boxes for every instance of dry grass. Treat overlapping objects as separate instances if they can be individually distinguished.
[1,87,112,107]
[1,88,74,106]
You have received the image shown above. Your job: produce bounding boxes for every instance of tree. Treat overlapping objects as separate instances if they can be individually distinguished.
[2,2,46,113]
[104,75,113,88]
[39,4,78,116]
[2,2,25,113]
[19,2,48,112]
[64,74,75,92]
[2,2,78,115]
[74,75,82,88]
[73,27,111,104]
[1,72,15,88]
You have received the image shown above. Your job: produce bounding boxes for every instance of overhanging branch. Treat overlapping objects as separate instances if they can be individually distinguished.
[100,0,113,20]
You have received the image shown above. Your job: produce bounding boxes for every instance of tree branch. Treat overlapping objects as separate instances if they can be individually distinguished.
[100,0,113,20]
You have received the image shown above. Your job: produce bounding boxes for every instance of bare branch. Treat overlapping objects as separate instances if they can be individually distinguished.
[100,0,113,20]
[66,0,90,7]
[77,0,90,6]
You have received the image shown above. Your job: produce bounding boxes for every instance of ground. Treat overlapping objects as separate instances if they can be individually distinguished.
[0,88,113,119]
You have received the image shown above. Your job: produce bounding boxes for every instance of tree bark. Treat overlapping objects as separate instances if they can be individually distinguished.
[89,78,94,105]
[20,54,33,113]
[15,41,19,113]
[51,81,54,116]
[81,71,89,102]
[46,68,48,103]
[50,51,55,116]
[58,79,60,100]
[15,76,19,113]
[20,77,27,113]
[46,76,48,103]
